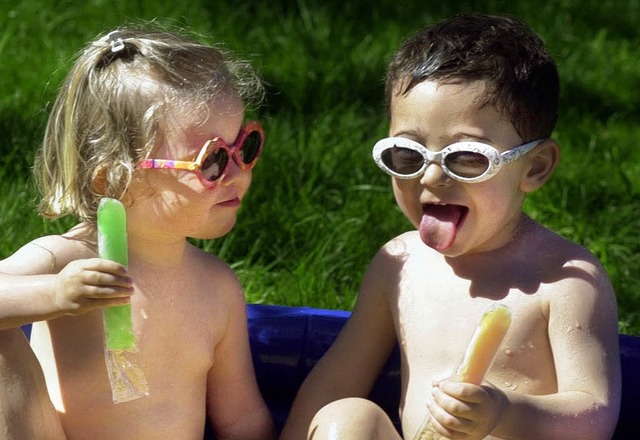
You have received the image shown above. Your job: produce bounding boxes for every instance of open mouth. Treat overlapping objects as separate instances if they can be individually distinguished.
[419,203,468,251]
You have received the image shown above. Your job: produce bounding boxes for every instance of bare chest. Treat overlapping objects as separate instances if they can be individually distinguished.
[31,274,226,438]
[392,269,558,434]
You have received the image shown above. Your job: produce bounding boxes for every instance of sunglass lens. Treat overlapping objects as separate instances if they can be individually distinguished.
[382,146,424,175]
[445,151,489,178]
[239,130,262,165]
[201,147,229,181]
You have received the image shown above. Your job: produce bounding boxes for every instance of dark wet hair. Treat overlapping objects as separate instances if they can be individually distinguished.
[385,13,559,141]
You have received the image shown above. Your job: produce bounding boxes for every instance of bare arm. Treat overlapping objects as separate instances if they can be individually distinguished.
[206,279,275,440]
[279,247,399,440]
[495,261,621,440]
[0,238,132,330]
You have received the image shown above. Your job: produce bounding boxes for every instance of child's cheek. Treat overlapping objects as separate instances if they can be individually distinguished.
[392,178,423,228]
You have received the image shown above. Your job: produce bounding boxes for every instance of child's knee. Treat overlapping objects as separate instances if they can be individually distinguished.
[309,398,398,439]
[313,397,386,420]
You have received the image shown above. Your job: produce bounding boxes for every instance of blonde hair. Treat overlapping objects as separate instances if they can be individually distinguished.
[35,24,264,223]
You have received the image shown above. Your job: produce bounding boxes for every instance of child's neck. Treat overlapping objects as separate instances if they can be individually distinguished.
[128,234,188,267]
[444,216,543,299]
[448,215,533,262]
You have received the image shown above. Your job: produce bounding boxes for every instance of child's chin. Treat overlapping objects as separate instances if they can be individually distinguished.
[193,225,236,240]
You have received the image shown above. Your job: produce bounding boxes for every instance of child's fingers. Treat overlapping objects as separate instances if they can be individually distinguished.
[426,397,469,437]
[436,380,487,404]
[431,380,506,438]
[83,258,129,276]
[64,258,132,288]
[84,284,134,299]
[61,284,132,315]
[82,270,133,289]
[91,294,132,307]
[422,410,454,438]
[63,258,129,280]
[55,260,133,315]
[431,383,474,418]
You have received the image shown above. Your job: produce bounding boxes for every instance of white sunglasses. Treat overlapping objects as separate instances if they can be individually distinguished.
[372,137,544,183]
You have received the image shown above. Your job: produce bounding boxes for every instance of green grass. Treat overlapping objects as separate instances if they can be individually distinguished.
[1,0,639,334]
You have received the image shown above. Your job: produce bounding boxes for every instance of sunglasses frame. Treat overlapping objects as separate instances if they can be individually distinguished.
[138,121,264,188]
[372,137,543,183]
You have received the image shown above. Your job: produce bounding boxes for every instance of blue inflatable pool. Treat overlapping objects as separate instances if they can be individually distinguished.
[246,304,640,438]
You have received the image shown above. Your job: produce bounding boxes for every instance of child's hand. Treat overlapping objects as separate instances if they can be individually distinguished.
[426,379,506,440]
[54,258,133,315]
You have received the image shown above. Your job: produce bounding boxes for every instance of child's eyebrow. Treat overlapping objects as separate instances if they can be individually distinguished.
[453,133,493,144]
[388,128,422,139]
[388,132,413,139]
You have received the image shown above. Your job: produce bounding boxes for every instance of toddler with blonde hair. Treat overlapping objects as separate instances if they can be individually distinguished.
[0,25,274,440]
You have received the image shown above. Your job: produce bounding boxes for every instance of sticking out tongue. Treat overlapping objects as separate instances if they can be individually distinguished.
[419,204,467,251]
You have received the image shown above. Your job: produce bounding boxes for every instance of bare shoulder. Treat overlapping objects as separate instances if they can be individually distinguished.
[372,231,427,272]
[527,220,611,286]
[521,220,615,313]
[186,244,239,283]
[0,223,96,275]
[368,230,438,287]
[360,230,441,319]
[380,230,424,257]
[185,244,245,305]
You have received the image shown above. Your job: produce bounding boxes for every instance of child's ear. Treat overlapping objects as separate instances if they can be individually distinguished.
[520,139,559,192]
[91,166,108,196]
[91,165,134,206]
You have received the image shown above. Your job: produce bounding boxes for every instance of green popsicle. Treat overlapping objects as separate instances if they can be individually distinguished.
[97,198,136,351]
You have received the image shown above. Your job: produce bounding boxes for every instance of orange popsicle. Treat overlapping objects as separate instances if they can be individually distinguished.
[412,304,511,440]
[455,304,511,385]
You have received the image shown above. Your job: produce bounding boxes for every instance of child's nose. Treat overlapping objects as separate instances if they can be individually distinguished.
[419,162,451,187]
[221,156,250,187]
